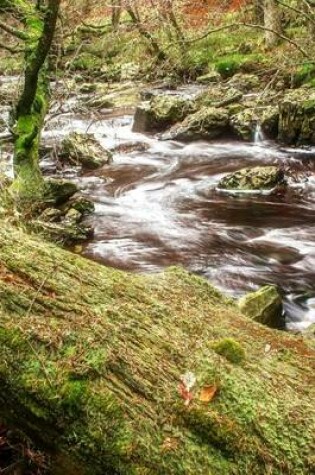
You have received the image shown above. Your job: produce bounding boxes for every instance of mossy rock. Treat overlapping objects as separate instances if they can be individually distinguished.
[278,88,315,145]
[161,106,229,141]
[0,223,314,474]
[226,73,260,93]
[230,106,279,141]
[218,166,286,192]
[196,71,222,84]
[197,86,243,108]
[132,95,196,133]
[44,179,78,205]
[212,338,246,364]
[60,132,113,170]
[238,285,284,329]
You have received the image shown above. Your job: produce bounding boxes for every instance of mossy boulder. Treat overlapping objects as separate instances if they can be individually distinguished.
[45,179,78,205]
[226,73,260,93]
[217,166,285,192]
[132,95,196,133]
[161,106,229,141]
[238,285,284,329]
[196,71,222,84]
[278,88,315,144]
[0,224,314,474]
[60,133,113,170]
[197,86,243,108]
[230,106,279,141]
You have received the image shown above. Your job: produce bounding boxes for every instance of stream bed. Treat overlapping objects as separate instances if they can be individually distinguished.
[1,78,315,330]
[42,107,315,331]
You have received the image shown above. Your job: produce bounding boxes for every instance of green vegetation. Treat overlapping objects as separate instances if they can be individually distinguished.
[0,222,314,474]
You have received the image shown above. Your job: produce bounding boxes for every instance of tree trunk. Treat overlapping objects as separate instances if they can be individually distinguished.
[264,0,282,46]
[0,221,314,474]
[12,0,60,203]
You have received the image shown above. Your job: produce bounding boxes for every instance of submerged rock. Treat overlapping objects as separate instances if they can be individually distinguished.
[132,95,196,133]
[60,132,113,170]
[238,285,284,329]
[278,88,315,145]
[217,166,285,192]
[161,106,229,141]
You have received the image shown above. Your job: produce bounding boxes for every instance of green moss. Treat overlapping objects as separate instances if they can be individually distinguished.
[212,338,246,364]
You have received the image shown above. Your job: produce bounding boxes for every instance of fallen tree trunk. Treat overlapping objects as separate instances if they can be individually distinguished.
[0,222,314,474]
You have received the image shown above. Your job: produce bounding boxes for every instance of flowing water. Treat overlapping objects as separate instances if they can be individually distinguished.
[1,79,315,330]
[40,107,315,331]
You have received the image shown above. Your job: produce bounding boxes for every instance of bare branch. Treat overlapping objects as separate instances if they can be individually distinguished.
[0,19,28,40]
[185,22,310,59]
[0,41,23,54]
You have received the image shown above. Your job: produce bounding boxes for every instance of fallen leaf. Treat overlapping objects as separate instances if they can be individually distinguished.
[178,382,193,406]
[199,385,218,403]
[162,437,179,451]
[264,344,271,354]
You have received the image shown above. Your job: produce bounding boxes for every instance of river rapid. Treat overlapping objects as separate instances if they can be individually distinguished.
[1,79,315,330]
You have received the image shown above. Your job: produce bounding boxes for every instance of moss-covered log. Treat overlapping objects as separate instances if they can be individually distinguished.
[0,222,314,474]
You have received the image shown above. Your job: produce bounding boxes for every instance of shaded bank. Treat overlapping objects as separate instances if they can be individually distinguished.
[0,221,314,474]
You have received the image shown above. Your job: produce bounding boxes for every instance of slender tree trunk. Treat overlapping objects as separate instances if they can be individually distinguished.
[12,0,61,202]
[111,0,122,31]
[264,0,282,47]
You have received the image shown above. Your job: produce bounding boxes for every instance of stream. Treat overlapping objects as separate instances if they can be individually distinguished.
[1,79,315,330]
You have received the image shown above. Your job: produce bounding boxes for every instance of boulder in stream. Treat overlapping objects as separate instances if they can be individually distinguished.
[278,87,315,145]
[60,132,113,170]
[45,178,78,205]
[238,285,284,329]
[217,166,286,192]
[132,95,196,133]
[230,106,279,141]
[161,106,229,141]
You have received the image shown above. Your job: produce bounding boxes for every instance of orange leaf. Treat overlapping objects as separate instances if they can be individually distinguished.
[199,385,218,403]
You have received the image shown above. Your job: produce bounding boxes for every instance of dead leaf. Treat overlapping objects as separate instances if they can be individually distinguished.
[178,382,193,406]
[162,437,179,451]
[199,385,218,403]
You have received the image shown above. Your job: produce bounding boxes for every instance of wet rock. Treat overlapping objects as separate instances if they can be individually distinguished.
[217,166,285,191]
[63,196,95,215]
[197,86,243,108]
[230,106,279,141]
[38,207,63,223]
[132,95,196,133]
[45,179,78,205]
[161,106,229,141]
[196,71,222,84]
[60,132,113,170]
[238,285,284,329]
[278,88,315,145]
[82,94,114,109]
[64,207,82,224]
[226,73,260,93]
[112,142,149,154]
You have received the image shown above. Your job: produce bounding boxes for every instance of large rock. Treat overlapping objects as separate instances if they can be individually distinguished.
[196,71,222,84]
[217,166,285,192]
[132,95,196,133]
[44,179,78,205]
[226,73,260,93]
[230,106,279,141]
[238,285,284,329]
[197,86,243,108]
[278,88,315,145]
[161,106,229,141]
[60,132,113,170]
